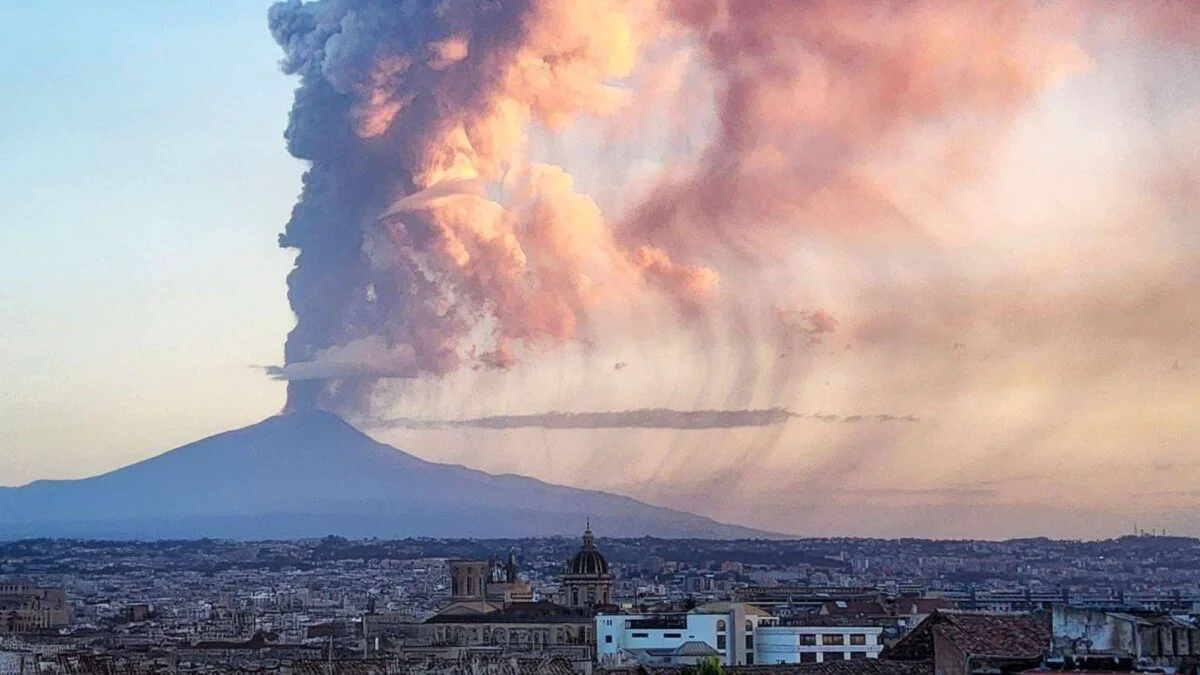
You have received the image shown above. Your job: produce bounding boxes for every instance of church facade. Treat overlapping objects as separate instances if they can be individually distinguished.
[415,525,614,668]
[559,523,613,610]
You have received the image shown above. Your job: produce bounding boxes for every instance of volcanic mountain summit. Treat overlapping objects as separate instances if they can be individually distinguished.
[0,411,768,540]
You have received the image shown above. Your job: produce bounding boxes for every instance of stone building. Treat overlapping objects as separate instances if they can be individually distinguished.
[450,560,491,602]
[414,524,614,669]
[0,580,70,634]
[424,600,595,661]
[443,551,536,616]
[1051,604,1200,668]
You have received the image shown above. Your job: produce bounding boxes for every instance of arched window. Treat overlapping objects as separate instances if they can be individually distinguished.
[716,620,726,632]
[746,620,754,632]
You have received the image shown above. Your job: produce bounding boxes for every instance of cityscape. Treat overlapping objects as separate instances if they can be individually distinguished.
[4,531,1200,673]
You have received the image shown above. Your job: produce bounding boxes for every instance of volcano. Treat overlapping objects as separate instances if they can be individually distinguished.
[0,411,769,540]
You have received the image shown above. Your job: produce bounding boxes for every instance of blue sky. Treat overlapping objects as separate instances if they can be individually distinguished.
[1,2,299,483]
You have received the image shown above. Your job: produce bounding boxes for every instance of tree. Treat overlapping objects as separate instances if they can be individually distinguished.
[697,656,723,675]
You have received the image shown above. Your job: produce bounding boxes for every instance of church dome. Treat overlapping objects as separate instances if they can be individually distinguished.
[565,525,608,576]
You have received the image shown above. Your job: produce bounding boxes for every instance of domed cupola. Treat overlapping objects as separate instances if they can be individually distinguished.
[560,520,613,610]
[567,525,609,576]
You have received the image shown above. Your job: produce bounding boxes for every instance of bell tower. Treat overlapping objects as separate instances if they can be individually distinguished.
[449,559,489,600]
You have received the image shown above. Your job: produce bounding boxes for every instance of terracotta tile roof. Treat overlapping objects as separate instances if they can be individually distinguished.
[794,660,933,675]
[933,613,1049,659]
[882,615,940,661]
[883,611,1049,662]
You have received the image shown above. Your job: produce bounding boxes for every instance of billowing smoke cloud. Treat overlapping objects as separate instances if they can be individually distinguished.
[621,1,1093,251]
[269,0,714,412]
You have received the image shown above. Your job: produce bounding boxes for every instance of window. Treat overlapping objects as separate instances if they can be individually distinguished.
[850,634,867,645]
[798,635,816,646]
[850,652,867,660]
[717,635,727,651]
[746,655,755,665]
[800,653,817,663]
[822,634,845,646]
[716,620,726,632]
[746,635,754,650]
[664,633,682,639]
[878,634,885,645]
[631,633,649,638]
[605,635,612,644]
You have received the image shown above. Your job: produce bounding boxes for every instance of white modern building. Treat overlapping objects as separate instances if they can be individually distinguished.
[596,603,774,666]
[756,624,885,664]
[596,603,885,667]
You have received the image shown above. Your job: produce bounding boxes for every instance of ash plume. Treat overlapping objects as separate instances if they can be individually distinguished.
[266,0,1199,427]
[268,0,714,413]
[622,1,1093,250]
[622,1,1200,256]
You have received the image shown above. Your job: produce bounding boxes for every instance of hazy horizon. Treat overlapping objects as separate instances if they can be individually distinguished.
[2,2,1198,541]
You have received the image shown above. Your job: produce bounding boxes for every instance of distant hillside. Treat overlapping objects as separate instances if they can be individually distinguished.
[0,411,773,540]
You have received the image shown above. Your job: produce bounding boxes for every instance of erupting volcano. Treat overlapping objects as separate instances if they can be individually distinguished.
[6,0,1198,540]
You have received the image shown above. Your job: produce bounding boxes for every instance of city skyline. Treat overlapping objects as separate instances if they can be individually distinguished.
[2,2,1199,539]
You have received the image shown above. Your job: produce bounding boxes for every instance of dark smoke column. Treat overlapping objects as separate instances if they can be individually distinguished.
[267,0,527,413]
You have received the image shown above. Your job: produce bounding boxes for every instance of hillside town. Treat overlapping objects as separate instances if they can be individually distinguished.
[3,530,1200,674]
